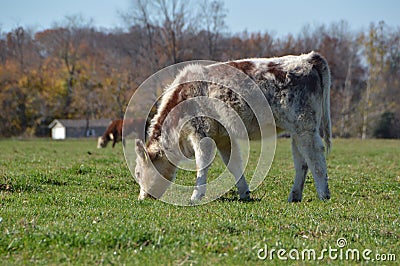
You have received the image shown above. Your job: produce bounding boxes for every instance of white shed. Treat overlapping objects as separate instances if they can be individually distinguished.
[51,122,66,139]
[48,119,111,139]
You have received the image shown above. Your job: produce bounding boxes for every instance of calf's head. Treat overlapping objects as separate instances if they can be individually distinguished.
[135,139,176,200]
[97,136,107,148]
[97,133,114,148]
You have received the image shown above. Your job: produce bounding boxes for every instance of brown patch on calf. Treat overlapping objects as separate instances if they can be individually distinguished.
[308,52,325,69]
[267,62,287,83]
[308,52,328,91]
[226,61,256,77]
[147,84,188,146]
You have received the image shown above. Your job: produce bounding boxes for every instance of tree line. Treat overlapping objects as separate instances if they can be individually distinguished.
[0,0,399,138]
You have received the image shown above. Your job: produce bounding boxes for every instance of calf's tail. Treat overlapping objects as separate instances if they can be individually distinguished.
[309,52,332,155]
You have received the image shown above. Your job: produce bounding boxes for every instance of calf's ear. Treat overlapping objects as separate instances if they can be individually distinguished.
[135,139,149,162]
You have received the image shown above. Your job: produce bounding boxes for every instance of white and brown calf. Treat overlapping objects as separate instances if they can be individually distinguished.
[98,119,123,148]
[135,52,332,203]
[98,118,147,148]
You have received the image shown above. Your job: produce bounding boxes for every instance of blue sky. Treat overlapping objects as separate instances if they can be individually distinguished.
[1,0,399,36]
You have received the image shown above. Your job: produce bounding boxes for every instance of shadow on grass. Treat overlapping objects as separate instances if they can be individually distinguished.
[216,196,262,203]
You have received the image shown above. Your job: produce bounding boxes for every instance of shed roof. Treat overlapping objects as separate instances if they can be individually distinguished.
[49,119,112,129]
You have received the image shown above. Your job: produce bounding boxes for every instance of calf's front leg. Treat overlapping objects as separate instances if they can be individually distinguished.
[190,137,214,202]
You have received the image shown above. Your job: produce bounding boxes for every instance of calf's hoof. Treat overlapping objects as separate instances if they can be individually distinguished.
[190,190,205,203]
[288,191,302,203]
[239,191,251,201]
[317,188,331,201]
[318,193,331,201]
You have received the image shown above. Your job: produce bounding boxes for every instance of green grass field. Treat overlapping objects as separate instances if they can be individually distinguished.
[0,138,399,265]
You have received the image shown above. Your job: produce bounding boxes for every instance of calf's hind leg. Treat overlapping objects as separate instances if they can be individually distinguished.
[288,139,308,202]
[292,132,330,200]
[217,137,250,200]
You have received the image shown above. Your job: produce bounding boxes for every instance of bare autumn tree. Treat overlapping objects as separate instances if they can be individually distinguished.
[235,31,276,58]
[363,22,400,139]
[198,0,227,59]
[121,0,200,120]
[360,22,389,139]
[71,28,102,134]
[45,15,94,118]
[1,27,32,135]
[7,27,26,73]
[125,0,196,65]
[123,0,160,71]
[156,0,192,64]
[0,30,6,65]
[322,22,363,138]
[102,40,139,119]
[385,27,400,123]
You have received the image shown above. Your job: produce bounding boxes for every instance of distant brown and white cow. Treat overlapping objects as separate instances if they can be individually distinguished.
[135,52,332,202]
[97,118,147,148]
[97,119,123,148]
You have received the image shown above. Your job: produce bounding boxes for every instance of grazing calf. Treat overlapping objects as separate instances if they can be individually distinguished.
[98,118,148,148]
[97,119,123,148]
[135,52,332,202]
